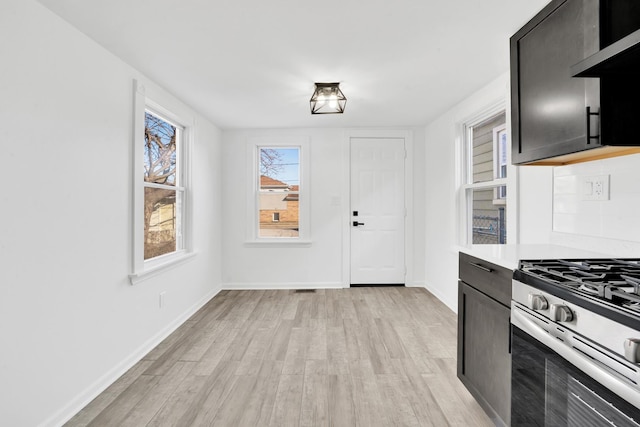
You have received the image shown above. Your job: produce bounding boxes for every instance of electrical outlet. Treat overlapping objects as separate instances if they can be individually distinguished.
[581,175,610,201]
[159,291,166,308]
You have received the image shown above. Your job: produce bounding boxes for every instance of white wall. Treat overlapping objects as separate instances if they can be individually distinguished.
[551,153,640,255]
[412,127,427,288]
[0,1,223,426]
[221,128,424,289]
[423,73,554,312]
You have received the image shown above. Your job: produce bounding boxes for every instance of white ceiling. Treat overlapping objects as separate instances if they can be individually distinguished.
[36,0,547,130]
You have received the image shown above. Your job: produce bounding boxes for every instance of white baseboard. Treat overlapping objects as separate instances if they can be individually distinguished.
[422,282,457,314]
[223,281,345,290]
[44,286,222,427]
[405,280,426,288]
[224,282,434,291]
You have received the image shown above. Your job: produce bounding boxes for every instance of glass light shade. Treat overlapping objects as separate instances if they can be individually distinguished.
[310,83,346,114]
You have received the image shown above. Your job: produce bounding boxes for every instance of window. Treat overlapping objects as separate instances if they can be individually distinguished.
[246,137,310,245]
[130,80,193,283]
[143,111,183,259]
[461,110,509,245]
[258,147,300,238]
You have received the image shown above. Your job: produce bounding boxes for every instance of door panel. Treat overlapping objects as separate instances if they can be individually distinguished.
[350,137,405,285]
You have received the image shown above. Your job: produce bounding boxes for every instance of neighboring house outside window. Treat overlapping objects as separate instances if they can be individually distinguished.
[260,176,298,227]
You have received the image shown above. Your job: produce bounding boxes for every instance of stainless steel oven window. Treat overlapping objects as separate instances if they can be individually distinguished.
[511,326,640,426]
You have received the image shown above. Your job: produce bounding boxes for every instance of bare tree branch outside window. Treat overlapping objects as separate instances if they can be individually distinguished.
[143,112,178,259]
[260,148,284,178]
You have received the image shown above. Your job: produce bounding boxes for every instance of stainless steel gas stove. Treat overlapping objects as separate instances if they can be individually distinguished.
[511,258,640,426]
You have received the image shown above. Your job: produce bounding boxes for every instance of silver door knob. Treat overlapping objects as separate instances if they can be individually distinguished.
[528,293,548,310]
[550,304,573,322]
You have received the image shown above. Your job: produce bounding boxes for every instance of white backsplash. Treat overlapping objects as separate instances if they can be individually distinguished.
[552,153,640,255]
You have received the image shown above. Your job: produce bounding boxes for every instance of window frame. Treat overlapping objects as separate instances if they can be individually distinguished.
[459,103,511,246]
[245,136,311,247]
[493,123,508,200]
[130,80,195,284]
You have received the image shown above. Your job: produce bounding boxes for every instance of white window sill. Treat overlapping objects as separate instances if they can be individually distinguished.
[129,251,197,285]
[244,240,312,248]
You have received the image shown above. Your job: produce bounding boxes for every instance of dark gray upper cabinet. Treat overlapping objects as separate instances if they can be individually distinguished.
[510,0,640,165]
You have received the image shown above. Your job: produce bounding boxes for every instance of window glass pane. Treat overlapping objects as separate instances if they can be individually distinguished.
[258,191,299,237]
[497,127,508,179]
[144,187,177,259]
[259,147,299,189]
[145,112,177,186]
[471,113,506,183]
[471,186,507,244]
[258,147,300,238]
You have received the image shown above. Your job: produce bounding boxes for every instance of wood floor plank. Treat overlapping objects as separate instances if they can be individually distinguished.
[118,361,195,427]
[183,360,241,426]
[86,374,161,427]
[64,360,153,427]
[421,358,494,427]
[300,361,329,427]
[236,360,284,426]
[190,322,240,376]
[145,374,209,427]
[326,324,351,376]
[374,317,408,359]
[65,287,494,427]
[376,373,421,427]
[350,359,391,427]
[394,324,438,374]
[307,319,327,360]
[282,326,312,375]
[327,374,356,427]
[268,374,304,426]
[142,321,197,362]
[393,362,451,427]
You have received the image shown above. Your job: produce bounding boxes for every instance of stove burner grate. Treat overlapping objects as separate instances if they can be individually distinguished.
[519,258,640,310]
[623,301,640,313]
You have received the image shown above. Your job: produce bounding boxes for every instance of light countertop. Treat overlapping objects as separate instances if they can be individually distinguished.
[458,244,612,270]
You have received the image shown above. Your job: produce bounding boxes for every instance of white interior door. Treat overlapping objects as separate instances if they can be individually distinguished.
[350,137,405,285]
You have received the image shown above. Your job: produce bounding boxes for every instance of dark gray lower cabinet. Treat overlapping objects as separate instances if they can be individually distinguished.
[457,253,512,427]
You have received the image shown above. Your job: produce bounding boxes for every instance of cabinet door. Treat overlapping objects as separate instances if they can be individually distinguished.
[511,0,600,164]
[457,281,511,426]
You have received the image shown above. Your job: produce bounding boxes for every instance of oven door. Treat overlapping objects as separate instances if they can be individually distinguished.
[512,324,640,426]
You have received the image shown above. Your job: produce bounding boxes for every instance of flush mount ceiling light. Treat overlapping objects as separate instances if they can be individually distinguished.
[310,82,347,114]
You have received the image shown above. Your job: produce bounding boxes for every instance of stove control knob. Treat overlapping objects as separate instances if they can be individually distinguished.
[551,304,573,322]
[528,293,548,311]
[624,339,640,364]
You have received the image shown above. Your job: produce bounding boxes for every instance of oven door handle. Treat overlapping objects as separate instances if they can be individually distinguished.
[512,306,640,409]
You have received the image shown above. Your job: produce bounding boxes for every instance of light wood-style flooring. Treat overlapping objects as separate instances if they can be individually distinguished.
[65,287,493,426]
